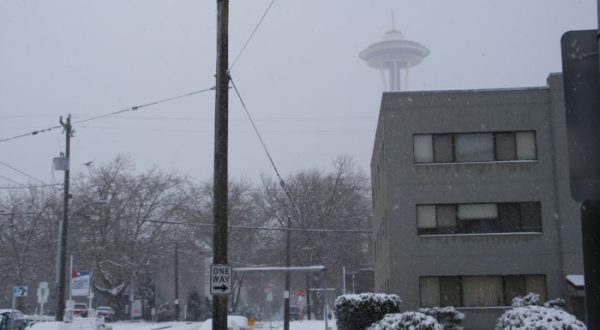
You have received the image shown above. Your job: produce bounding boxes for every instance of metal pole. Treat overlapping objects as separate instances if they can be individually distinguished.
[212,0,229,329]
[284,217,291,330]
[56,115,71,321]
[342,266,346,295]
[69,255,73,301]
[305,275,311,320]
[174,243,180,321]
[582,200,600,328]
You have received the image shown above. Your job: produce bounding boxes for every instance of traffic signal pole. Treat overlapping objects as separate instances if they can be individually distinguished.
[212,0,229,329]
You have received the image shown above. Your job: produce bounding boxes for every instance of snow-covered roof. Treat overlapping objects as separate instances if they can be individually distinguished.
[566,275,584,288]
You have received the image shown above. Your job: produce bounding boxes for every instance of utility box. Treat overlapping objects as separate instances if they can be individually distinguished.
[53,155,70,171]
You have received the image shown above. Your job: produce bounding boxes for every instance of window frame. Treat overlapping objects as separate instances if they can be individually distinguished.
[416,201,542,236]
[419,274,547,308]
[413,130,537,164]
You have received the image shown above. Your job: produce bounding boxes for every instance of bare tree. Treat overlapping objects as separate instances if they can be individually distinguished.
[257,155,373,313]
[69,157,187,316]
[0,188,60,312]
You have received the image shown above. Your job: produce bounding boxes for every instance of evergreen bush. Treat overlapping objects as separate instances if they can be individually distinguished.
[368,312,443,330]
[419,306,465,329]
[334,293,402,330]
[495,306,586,330]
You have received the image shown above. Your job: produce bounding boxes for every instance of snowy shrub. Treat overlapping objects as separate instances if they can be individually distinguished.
[511,292,541,307]
[495,306,586,330]
[543,298,567,310]
[419,306,465,329]
[335,293,402,330]
[368,312,443,330]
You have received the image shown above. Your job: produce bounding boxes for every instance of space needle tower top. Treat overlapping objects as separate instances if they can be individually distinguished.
[360,19,429,92]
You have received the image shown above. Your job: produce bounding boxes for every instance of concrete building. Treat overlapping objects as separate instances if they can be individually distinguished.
[370,74,584,328]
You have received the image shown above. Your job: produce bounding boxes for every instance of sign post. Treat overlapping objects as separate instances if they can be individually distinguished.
[210,265,232,295]
[37,282,49,315]
[12,286,28,309]
[561,29,600,328]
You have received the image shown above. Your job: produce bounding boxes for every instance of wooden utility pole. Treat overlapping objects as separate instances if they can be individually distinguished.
[213,0,229,329]
[56,114,72,321]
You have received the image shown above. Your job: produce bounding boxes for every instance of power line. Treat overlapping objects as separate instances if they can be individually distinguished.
[0,160,46,184]
[0,184,63,190]
[73,87,215,125]
[0,87,215,145]
[0,175,24,187]
[229,75,300,214]
[0,125,62,144]
[148,219,371,233]
[229,0,277,71]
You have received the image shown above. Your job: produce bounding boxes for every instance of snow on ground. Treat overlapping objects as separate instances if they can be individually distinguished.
[108,320,336,330]
[110,321,202,330]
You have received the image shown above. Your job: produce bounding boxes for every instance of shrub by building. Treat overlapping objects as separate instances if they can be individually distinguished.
[334,293,402,330]
[368,312,442,330]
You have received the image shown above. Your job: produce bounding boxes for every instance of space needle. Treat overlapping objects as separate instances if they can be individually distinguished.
[360,20,429,92]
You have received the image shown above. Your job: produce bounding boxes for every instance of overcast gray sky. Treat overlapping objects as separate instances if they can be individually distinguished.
[0,0,596,186]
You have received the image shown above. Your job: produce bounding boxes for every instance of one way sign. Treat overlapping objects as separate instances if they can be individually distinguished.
[210,265,232,295]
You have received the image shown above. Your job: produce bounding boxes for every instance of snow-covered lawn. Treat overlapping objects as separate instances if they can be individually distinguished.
[109,320,336,330]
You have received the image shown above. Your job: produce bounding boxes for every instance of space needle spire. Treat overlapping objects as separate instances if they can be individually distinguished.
[360,17,429,91]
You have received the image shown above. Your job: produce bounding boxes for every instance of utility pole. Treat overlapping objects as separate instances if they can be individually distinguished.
[283,217,291,330]
[56,115,72,321]
[174,243,180,321]
[212,0,229,329]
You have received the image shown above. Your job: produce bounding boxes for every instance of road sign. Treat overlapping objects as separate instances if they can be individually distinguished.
[296,289,305,297]
[561,29,600,201]
[13,286,28,297]
[37,282,49,304]
[210,264,232,295]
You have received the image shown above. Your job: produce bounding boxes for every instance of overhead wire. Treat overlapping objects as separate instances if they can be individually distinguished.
[229,0,277,71]
[0,86,215,144]
[0,184,63,190]
[0,160,46,184]
[229,75,300,217]
[0,175,24,187]
[148,219,372,233]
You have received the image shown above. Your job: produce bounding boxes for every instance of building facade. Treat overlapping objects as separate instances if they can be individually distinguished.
[370,74,584,328]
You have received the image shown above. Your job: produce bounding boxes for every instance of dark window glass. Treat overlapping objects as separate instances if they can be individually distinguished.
[495,132,517,160]
[504,275,527,304]
[520,202,542,231]
[499,203,521,231]
[433,134,453,162]
[436,205,456,233]
[440,277,462,306]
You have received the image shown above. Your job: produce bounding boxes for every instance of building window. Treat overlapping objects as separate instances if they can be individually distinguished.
[413,131,537,163]
[416,202,541,235]
[419,275,546,307]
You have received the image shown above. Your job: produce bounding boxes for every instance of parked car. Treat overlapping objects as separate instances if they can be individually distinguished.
[95,306,115,322]
[289,306,301,321]
[0,309,27,330]
[73,303,88,317]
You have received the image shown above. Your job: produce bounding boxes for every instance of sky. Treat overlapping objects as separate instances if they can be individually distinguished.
[0,0,597,187]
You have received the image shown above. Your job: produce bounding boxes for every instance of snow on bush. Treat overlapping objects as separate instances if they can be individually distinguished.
[495,306,587,330]
[419,306,465,329]
[511,292,541,307]
[368,312,443,330]
[543,298,567,310]
[335,293,402,330]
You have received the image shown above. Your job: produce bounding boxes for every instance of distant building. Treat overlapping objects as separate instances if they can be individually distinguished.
[370,74,584,328]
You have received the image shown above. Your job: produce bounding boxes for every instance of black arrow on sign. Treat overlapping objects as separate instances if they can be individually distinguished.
[213,284,229,292]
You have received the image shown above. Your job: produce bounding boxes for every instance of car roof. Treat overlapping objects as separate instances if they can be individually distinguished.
[0,309,20,314]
